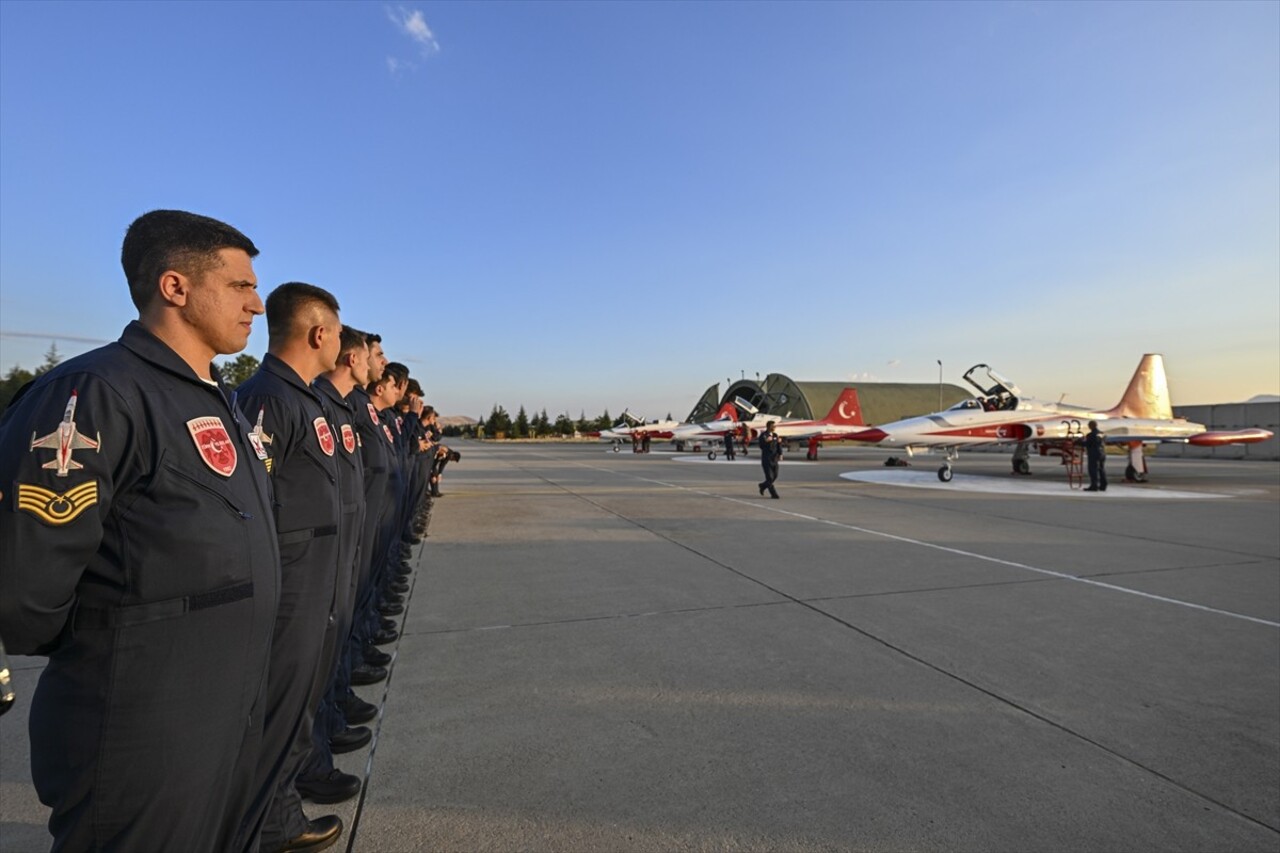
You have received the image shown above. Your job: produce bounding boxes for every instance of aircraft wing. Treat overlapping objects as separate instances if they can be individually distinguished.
[30,430,58,449]
[70,432,99,451]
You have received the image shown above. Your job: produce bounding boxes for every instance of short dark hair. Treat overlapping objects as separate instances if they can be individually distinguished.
[364,331,382,347]
[265,282,340,345]
[383,362,409,385]
[121,209,259,311]
[405,378,423,398]
[339,325,368,358]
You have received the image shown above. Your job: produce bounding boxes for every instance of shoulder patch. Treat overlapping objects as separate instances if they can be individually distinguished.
[341,424,357,454]
[16,481,98,525]
[367,403,380,426]
[29,391,101,478]
[382,424,395,444]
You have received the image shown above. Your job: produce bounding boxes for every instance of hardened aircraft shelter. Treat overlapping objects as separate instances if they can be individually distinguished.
[685,373,971,425]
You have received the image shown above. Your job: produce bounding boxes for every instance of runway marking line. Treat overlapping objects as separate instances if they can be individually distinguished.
[583,464,1280,630]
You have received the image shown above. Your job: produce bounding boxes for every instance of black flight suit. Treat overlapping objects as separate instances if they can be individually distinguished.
[300,375,367,778]
[235,354,344,850]
[758,430,782,498]
[345,386,394,671]
[0,321,279,853]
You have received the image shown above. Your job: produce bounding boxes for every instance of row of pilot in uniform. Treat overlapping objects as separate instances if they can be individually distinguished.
[0,209,444,853]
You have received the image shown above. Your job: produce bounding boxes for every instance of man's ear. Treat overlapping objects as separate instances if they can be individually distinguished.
[157,270,191,307]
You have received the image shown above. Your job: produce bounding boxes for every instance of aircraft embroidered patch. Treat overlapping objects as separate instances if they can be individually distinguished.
[16,481,98,525]
[247,407,272,461]
[29,391,101,477]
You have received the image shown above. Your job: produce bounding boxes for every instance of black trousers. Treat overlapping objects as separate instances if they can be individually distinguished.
[759,459,779,497]
[1088,454,1107,490]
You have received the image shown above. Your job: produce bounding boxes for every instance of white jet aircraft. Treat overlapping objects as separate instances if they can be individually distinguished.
[844,355,1273,482]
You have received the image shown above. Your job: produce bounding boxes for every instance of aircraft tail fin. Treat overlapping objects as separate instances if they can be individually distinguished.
[714,401,738,422]
[822,388,865,425]
[1107,354,1174,420]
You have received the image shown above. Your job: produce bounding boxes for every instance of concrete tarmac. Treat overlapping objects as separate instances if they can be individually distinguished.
[2,442,1277,852]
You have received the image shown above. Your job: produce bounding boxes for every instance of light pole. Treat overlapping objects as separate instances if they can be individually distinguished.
[937,360,943,411]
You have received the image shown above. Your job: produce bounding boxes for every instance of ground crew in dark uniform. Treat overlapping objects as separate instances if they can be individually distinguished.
[235,282,347,853]
[1083,420,1108,492]
[758,420,783,499]
[724,430,736,461]
[295,325,374,805]
[0,210,280,852]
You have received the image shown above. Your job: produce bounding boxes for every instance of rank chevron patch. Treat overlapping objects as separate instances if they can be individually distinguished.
[16,481,99,525]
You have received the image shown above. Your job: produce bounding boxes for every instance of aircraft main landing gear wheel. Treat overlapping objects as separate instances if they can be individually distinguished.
[1013,458,1030,475]
[612,445,620,453]
[708,451,716,460]
[938,465,953,482]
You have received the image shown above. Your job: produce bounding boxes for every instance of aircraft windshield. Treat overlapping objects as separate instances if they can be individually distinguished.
[949,399,982,411]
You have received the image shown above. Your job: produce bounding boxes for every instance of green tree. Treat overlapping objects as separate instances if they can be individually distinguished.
[217,353,261,388]
[0,344,61,415]
[554,412,576,436]
[535,408,551,437]
[36,343,62,376]
[514,405,530,439]
[0,364,36,415]
[486,404,511,437]
[595,409,613,431]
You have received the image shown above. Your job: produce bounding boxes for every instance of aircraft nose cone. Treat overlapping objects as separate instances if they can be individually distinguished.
[849,428,888,443]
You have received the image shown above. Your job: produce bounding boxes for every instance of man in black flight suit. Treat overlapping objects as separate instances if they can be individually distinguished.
[0,209,280,852]
[236,282,347,853]
[758,420,782,499]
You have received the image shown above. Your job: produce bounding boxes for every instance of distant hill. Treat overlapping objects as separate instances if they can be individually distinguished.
[1246,394,1280,404]
[440,415,478,428]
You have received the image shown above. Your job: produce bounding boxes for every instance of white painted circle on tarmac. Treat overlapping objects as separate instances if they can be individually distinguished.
[838,469,1228,499]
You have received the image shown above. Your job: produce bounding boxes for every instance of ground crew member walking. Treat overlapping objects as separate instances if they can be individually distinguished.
[236,282,348,853]
[0,210,280,852]
[758,420,782,499]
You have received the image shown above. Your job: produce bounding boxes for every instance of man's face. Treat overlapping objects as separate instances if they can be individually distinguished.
[367,342,387,383]
[181,248,263,355]
[350,343,371,386]
[377,377,404,408]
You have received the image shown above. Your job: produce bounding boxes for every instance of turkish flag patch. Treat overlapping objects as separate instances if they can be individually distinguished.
[186,416,238,477]
[314,417,336,456]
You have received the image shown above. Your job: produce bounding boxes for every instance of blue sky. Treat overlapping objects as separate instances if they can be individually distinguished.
[2,1,1276,419]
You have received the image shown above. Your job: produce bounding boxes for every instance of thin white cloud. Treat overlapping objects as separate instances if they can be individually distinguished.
[386,56,415,75]
[386,6,440,55]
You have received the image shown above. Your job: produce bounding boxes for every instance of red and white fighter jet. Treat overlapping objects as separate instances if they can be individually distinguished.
[845,355,1273,482]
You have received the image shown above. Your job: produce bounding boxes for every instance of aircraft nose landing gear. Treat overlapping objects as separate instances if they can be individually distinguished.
[938,464,953,482]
